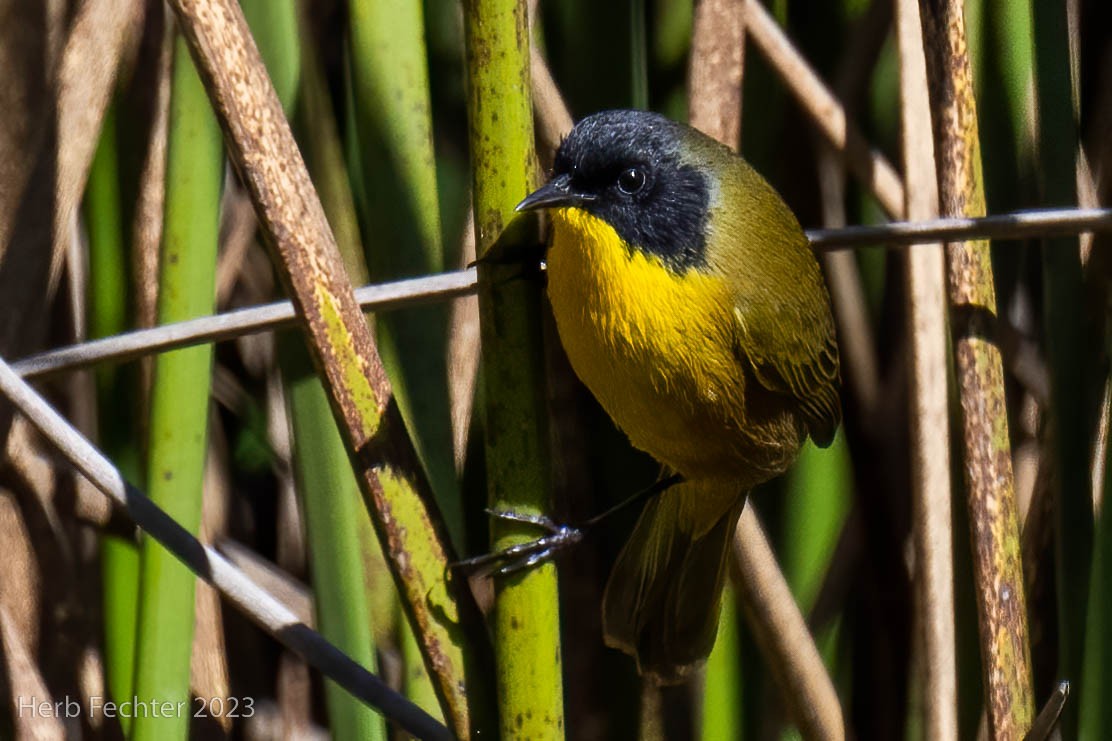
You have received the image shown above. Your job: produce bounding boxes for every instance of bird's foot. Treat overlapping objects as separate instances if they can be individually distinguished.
[453,509,583,578]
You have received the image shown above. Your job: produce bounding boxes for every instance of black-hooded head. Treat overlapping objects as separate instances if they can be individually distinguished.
[517,110,712,273]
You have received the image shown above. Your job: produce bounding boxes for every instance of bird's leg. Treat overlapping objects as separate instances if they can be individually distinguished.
[581,472,683,527]
[452,473,684,577]
[452,510,583,578]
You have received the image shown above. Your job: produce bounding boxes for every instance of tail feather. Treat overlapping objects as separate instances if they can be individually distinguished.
[602,481,747,683]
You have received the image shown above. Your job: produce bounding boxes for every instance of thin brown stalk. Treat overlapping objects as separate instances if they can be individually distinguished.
[688,0,746,147]
[744,2,906,219]
[215,179,260,304]
[919,0,1035,737]
[191,432,233,735]
[447,208,480,470]
[896,0,956,737]
[0,607,65,740]
[191,581,232,735]
[277,655,315,738]
[217,539,315,625]
[829,296,880,416]
[817,143,882,416]
[733,507,845,740]
[813,1,890,419]
[165,0,493,734]
[529,46,574,167]
[808,208,1112,249]
[0,484,40,658]
[128,8,172,335]
[14,271,479,380]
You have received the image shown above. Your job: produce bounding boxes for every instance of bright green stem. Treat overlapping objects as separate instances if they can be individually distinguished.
[347,0,461,546]
[131,37,222,741]
[464,0,564,737]
[87,106,129,348]
[282,343,386,741]
[702,586,743,740]
[86,104,142,724]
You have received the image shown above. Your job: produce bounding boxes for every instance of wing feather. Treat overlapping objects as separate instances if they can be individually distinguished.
[732,289,841,448]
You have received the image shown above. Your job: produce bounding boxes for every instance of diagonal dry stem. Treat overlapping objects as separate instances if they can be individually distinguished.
[743,1,905,219]
[164,0,494,734]
[733,508,845,739]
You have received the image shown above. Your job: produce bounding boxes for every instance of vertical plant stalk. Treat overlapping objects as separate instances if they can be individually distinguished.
[85,104,143,719]
[284,356,387,741]
[687,0,745,147]
[919,0,1035,736]
[127,12,172,338]
[1032,2,1090,731]
[463,0,564,738]
[131,34,223,741]
[896,1,957,738]
[165,0,494,736]
[53,0,143,245]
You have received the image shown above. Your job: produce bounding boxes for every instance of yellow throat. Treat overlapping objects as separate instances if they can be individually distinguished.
[545,206,776,483]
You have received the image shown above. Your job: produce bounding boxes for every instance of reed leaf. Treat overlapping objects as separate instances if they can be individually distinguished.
[131,34,223,741]
[86,103,143,726]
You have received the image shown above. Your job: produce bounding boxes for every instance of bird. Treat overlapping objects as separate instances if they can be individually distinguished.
[515,109,841,683]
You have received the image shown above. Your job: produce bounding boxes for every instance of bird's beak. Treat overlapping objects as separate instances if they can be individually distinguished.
[515,174,591,212]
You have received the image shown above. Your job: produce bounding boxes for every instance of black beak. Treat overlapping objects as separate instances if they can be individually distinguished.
[515,174,591,212]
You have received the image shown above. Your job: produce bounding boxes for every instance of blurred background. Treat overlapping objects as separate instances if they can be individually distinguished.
[0,0,1109,738]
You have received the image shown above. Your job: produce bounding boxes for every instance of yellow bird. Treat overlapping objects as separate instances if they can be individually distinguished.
[516,109,841,682]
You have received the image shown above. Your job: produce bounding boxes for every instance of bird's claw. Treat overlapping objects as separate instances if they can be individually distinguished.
[452,509,583,578]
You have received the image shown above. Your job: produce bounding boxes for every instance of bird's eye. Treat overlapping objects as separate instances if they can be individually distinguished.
[617,167,646,195]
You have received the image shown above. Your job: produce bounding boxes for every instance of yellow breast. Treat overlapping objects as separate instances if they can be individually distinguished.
[545,207,759,480]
